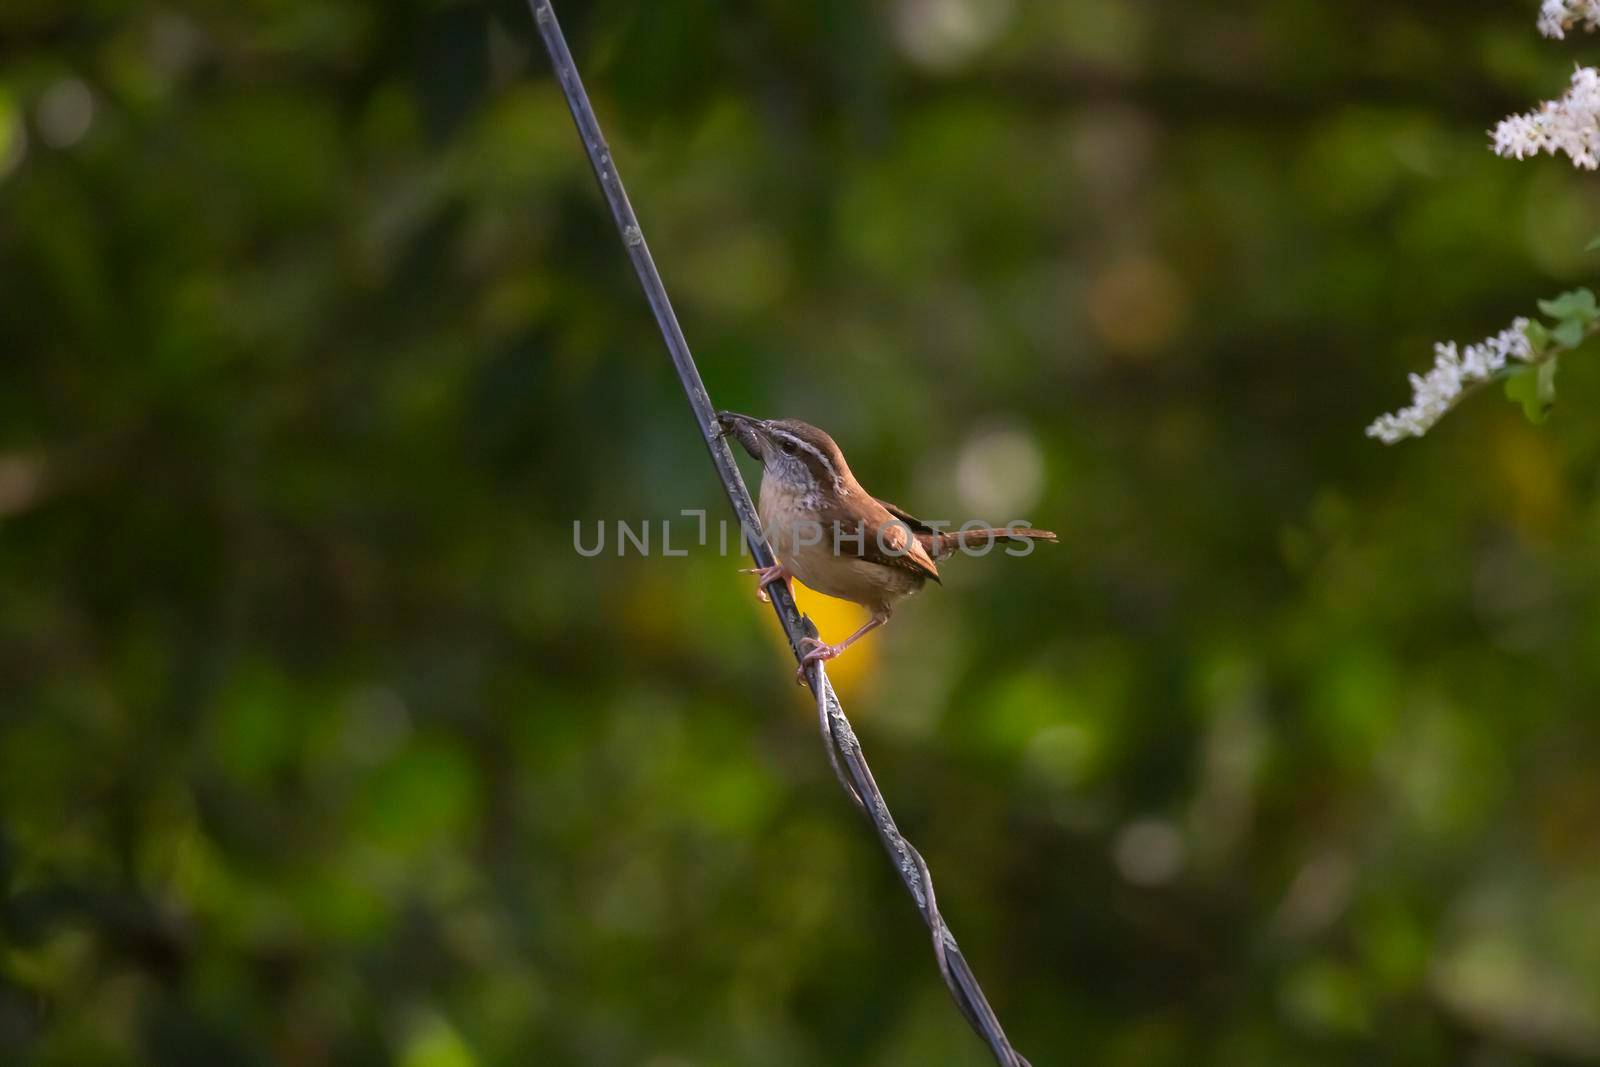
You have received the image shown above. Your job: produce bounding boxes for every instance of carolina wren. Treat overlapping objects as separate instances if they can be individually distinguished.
[717,412,1056,676]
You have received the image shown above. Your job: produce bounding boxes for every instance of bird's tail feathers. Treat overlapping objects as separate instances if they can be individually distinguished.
[924,527,1057,560]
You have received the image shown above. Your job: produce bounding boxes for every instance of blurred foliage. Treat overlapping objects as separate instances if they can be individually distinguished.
[5,1,1600,1065]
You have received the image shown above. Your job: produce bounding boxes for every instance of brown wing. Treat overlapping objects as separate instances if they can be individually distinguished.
[875,497,942,536]
[878,497,977,564]
[872,516,941,584]
[819,498,941,585]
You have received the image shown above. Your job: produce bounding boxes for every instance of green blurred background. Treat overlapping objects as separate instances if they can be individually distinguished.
[5,1,1600,1064]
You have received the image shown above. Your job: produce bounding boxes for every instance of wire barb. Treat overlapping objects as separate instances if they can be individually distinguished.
[528,4,1030,1063]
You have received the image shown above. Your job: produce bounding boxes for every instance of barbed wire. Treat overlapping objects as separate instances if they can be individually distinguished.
[527,4,1030,1063]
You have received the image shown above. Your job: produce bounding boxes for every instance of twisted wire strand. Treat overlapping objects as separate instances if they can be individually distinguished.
[529,4,1030,1062]
[810,668,1030,1067]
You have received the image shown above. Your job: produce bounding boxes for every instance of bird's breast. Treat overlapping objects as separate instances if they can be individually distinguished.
[758,477,922,610]
[758,478,814,559]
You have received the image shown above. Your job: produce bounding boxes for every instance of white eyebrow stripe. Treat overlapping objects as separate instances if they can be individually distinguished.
[770,429,842,490]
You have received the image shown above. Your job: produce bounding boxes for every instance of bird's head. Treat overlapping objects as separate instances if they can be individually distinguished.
[716,412,853,499]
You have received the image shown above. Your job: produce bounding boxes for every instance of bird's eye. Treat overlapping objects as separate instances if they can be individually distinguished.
[781,440,798,454]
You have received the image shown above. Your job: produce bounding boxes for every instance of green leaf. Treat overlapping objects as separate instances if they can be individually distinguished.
[1503,366,1540,423]
[1522,318,1551,354]
[1503,360,1558,424]
[1537,288,1599,324]
[1587,234,1600,252]
[1539,356,1559,407]
[1553,318,1585,348]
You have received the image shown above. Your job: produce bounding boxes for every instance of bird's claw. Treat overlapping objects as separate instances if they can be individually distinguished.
[794,637,841,685]
[739,563,790,603]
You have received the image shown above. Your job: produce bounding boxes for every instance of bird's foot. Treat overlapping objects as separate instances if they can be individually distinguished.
[739,562,791,603]
[795,637,844,685]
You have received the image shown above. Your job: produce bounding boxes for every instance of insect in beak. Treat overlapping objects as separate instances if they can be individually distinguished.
[716,411,766,462]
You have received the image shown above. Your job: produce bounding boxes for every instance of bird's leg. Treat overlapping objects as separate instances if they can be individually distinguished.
[739,561,791,603]
[795,611,888,684]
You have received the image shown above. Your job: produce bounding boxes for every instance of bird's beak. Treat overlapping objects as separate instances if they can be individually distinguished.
[715,411,766,462]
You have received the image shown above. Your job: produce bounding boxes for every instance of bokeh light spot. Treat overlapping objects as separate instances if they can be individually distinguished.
[37,77,94,150]
[892,0,1015,72]
[1112,818,1185,886]
[955,425,1046,520]
[1086,253,1190,358]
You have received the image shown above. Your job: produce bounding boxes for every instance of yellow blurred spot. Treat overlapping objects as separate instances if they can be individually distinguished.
[764,580,878,695]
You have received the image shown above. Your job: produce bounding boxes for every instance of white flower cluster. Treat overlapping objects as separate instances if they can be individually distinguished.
[1539,0,1600,38]
[1492,66,1600,169]
[1366,320,1533,443]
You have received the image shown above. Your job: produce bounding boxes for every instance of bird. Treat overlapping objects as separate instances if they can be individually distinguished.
[716,412,1056,678]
